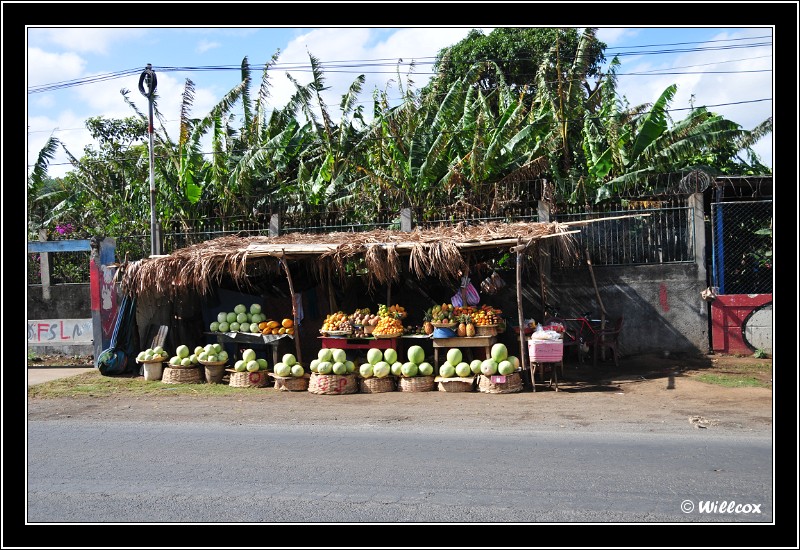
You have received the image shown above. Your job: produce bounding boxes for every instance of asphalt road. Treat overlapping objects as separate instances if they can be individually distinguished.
[26,420,772,526]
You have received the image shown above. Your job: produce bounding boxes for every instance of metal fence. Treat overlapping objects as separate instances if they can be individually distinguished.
[710,200,773,294]
[553,197,695,268]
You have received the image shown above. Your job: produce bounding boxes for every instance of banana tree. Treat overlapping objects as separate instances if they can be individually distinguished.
[592,83,759,201]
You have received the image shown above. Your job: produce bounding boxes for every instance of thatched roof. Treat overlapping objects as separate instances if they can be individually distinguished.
[118,220,580,299]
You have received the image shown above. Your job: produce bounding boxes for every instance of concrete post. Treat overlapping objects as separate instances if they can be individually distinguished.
[537,198,553,310]
[690,193,707,283]
[400,208,412,232]
[269,214,281,237]
[38,229,51,300]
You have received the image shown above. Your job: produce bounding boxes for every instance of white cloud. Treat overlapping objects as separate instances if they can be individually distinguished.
[197,40,221,54]
[595,27,641,46]
[608,29,773,169]
[265,27,487,123]
[35,28,148,55]
[27,47,86,87]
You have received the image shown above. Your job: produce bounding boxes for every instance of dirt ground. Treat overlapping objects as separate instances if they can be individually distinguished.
[27,352,773,435]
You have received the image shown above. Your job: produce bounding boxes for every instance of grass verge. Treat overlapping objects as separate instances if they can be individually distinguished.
[28,371,265,398]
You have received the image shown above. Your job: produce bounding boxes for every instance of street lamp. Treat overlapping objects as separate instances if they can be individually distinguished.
[138,64,160,256]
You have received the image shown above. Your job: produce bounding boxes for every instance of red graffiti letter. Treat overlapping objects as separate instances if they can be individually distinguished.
[659,283,670,312]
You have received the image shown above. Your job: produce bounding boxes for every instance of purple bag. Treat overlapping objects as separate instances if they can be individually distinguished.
[451,281,480,307]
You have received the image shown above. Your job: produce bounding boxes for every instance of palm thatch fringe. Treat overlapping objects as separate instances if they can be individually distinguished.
[117,220,591,299]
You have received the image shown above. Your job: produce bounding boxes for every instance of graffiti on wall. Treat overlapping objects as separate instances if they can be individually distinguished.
[28,319,93,344]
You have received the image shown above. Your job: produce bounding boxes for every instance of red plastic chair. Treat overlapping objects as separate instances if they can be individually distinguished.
[588,316,623,367]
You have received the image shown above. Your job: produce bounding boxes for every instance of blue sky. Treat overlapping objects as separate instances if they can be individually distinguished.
[26,26,774,178]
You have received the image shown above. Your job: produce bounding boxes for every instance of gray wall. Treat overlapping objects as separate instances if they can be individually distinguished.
[27,283,94,355]
[549,263,709,356]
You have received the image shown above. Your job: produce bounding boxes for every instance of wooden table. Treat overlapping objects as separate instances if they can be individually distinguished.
[206,332,293,365]
[431,335,496,367]
[319,336,400,351]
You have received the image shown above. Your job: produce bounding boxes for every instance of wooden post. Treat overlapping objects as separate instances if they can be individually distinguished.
[585,247,607,361]
[460,269,468,307]
[516,238,532,392]
[327,269,337,313]
[280,257,303,365]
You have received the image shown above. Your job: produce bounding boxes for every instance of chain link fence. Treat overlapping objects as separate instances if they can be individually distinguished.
[710,200,773,295]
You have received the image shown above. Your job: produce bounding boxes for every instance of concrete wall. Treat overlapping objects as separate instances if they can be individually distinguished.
[27,283,94,355]
[548,263,710,356]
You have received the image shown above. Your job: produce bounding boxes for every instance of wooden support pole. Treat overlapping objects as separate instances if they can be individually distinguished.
[585,247,607,362]
[516,238,532,392]
[327,268,337,313]
[279,257,303,365]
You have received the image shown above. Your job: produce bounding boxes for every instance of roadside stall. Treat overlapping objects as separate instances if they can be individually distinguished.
[116,219,597,391]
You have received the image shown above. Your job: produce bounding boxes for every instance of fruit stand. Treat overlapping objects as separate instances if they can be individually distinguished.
[117,219,595,389]
[318,335,399,351]
[206,331,293,367]
[431,335,496,368]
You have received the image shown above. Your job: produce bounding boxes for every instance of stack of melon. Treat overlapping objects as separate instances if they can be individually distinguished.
[387,345,434,377]
[438,344,519,378]
[309,348,356,375]
[358,347,400,378]
[208,303,295,336]
[233,348,268,372]
[272,353,306,377]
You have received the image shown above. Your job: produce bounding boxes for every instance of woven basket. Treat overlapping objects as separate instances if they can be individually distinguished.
[476,324,498,337]
[397,375,435,392]
[372,331,402,339]
[308,373,358,395]
[436,377,475,392]
[271,373,310,391]
[228,369,270,388]
[478,372,523,394]
[203,364,227,384]
[360,376,395,393]
[431,321,457,329]
[162,366,202,384]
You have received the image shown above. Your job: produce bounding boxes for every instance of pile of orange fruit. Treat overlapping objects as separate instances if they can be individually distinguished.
[259,318,294,335]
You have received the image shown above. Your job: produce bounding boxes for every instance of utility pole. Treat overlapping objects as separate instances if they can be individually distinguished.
[138,64,160,256]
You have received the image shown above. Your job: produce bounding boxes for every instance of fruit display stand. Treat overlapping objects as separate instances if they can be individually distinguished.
[198,359,227,384]
[137,358,166,381]
[359,375,396,393]
[162,365,202,384]
[269,372,311,391]
[434,375,476,392]
[431,335,496,368]
[319,335,400,352]
[206,331,293,366]
[477,371,523,394]
[308,372,358,395]
[527,339,564,391]
[397,375,435,392]
[227,368,270,388]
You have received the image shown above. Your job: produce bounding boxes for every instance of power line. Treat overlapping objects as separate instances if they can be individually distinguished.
[28,35,771,94]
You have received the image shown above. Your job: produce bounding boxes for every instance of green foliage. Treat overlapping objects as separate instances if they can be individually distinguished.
[26,34,772,244]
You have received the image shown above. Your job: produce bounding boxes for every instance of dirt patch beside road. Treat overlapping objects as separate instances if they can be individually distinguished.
[27,352,773,435]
